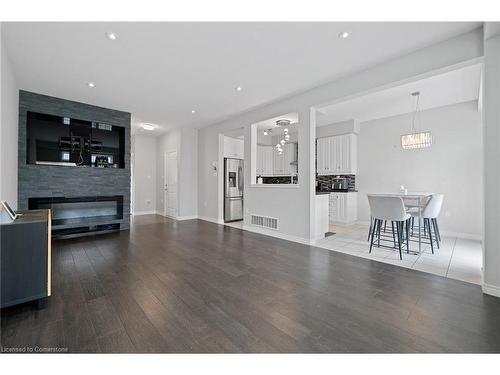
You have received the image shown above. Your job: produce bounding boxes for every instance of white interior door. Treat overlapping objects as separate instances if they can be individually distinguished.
[164,151,178,218]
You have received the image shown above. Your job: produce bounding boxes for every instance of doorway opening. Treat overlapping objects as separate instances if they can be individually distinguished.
[163,150,178,218]
[218,127,245,230]
[311,61,484,285]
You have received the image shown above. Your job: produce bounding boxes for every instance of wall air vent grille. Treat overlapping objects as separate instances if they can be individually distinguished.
[250,214,279,230]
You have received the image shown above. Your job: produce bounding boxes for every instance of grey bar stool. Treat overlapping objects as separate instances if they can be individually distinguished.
[367,195,412,260]
[410,193,444,254]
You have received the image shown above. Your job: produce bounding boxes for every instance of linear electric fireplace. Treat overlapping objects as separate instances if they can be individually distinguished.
[29,195,123,238]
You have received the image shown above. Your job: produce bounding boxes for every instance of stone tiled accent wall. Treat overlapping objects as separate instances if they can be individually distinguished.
[17,90,131,230]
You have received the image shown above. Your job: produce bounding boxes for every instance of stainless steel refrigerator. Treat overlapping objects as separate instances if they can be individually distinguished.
[224,158,244,222]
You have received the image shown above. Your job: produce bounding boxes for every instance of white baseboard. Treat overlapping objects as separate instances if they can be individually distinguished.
[198,215,224,225]
[154,212,200,221]
[353,221,481,241]
[441,231,482,241]
[482,283,500,298]
[153,214,319,246]
[176,215,198,221]
[132,210,156,216]
[242,224,313,245]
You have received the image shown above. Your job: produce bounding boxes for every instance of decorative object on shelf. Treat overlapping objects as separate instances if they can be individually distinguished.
[401,91,433,150]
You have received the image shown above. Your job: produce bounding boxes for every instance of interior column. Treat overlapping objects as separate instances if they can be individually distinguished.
[483,23,500,297]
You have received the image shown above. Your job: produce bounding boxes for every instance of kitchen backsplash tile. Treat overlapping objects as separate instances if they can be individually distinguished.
[316,174,356,191]
[261,176,298,184]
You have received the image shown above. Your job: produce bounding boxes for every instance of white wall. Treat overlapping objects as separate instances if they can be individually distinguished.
[156,128,198,218]
[132,134,157,214]
[0,24,19,209]
[483,25,500,296]
[316,119,359,138]
[178,128,198,218]
[197,29,483,242]
[355,101,482,238]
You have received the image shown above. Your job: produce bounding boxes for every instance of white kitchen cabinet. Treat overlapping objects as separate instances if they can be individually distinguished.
[256,143,297,176]
[273,147,285,175]
[316,137,328,174]
[224,136,244,159]
[274,143,297,175]
[329,192,357,224]
[283,143,298,175]
[338,134,356,174]
[256,145,274,176]
[317,134,357,175]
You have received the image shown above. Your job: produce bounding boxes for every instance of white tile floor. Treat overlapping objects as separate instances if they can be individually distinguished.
[224,220,243,229]
[315,223,483,285]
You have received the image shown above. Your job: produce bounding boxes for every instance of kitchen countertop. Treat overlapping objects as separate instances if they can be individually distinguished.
[316,190,358,195]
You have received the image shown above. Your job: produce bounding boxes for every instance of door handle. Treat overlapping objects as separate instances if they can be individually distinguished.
[238,166,243,191]
[164,184,168,191]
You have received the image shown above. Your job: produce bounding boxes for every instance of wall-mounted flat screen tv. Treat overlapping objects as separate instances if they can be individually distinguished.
[26,111,125,168]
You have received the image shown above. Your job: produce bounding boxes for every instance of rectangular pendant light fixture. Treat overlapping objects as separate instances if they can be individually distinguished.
[401,131,433,150]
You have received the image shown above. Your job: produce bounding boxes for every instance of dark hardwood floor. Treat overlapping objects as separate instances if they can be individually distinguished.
[2,214,500,353]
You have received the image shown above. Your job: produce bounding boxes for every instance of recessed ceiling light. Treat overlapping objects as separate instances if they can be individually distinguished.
[106,32,118,40]
[142,124,155,131]
[235,86,243,92]
[87,82,96,88]
[338,31,350,39]
[191,110,196,114]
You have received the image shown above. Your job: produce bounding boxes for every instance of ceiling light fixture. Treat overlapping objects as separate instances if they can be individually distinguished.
[142,124,155,131]
[106,32,118,40]
[401,91,432,150]
[338,31,350,39]
[191,110,196,114]
[275,119,291,127]
[235,86,243,92]
[87,82,96,88]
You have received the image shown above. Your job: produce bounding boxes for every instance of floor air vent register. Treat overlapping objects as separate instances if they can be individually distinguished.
[250,214,279,230]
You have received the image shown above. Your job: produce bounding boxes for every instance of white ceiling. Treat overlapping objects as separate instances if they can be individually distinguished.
[315,63,482,126]
[253,112,299,130]
[2,22,481,134]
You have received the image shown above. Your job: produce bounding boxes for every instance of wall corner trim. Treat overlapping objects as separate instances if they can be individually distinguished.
[482,283,500,298]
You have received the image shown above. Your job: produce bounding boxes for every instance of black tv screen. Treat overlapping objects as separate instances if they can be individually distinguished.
[26,111,125,168]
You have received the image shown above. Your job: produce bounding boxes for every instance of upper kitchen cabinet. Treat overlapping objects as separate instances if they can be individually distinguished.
[283,143,298,175]
[256,145,274,176]
[317,133,357,175]
[272,142,297,176]
[224,136,244,159]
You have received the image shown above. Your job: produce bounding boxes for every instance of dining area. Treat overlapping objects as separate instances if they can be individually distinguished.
[366,192,444,259]
[316,190,482,285]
